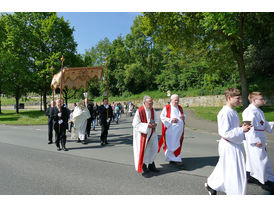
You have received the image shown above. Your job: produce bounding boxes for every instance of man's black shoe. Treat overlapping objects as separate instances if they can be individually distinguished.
[62,147,68,151]
[142,164,150,174]
[169,161,177,165]
[48,141,53,144]
[205,183,217,195]
[169,161,184,168]
[82,141,88,144]
[247,176,261,185]
[93,128,95,131]
[261,181,274,192]
[105,141,109,144]
[77,139,81,143]
[148,162,160,173]
[57,147,61,151]
[101,141,104,146]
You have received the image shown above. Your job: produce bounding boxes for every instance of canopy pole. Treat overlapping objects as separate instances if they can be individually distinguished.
[59,55,64,133]
[105,57,109,119]
[51,65,55,102]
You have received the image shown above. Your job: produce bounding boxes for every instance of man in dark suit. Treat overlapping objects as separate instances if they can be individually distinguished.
[86,102,93,137]
[53,99,69,151]
[45,101,56,144]
[98,98,113,146]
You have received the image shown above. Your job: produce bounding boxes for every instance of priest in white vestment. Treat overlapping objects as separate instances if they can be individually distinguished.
[205,88,251,195]
[132,96,159,174]
[242,92,274,188]
[72,100,91,144]
[159,94,185,165]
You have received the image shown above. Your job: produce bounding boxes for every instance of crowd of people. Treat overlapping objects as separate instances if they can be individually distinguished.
[46,88,274,195]
[45,98,136,149]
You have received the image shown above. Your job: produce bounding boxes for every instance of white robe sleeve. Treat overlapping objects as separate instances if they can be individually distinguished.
[132,110,149,134]
[153,108,158,125]
[218,112,244,144]
[160,107,172,128]
[83,107,91,119]
[242,109,261,145]
[264,121,273,134]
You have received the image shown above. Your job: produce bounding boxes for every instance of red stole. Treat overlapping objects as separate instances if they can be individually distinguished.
[158,104,184,157]
[137,105,155,173]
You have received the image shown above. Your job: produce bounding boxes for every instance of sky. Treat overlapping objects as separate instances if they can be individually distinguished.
[57,12,141,55]
[1,1,273,55]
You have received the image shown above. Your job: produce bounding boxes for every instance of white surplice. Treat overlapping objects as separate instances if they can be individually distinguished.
[160,105,185,162]
[72,106,91,140]
[132,106,158,171]
[242,104,274,184]
[207,105,246,195]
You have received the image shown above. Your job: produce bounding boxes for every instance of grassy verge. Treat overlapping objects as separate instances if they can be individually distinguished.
[1,106,273,125]
[1,96,39,106]
[190,106,274,122]
[0,110,47,125]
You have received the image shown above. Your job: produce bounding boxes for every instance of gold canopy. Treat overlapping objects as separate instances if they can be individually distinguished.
[50,66,103,90]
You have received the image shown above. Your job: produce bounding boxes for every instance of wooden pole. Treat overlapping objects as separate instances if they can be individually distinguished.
[59,56,64,133]
[51,65,55,102]
[105,57,109,119]
[60,56,64,111]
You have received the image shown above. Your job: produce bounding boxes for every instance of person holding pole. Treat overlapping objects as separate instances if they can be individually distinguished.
[53,99,69,151]
[98,98,113,146]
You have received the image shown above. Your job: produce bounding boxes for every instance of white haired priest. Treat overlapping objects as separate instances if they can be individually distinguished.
[132,96,159,176]
[159,94,186,166]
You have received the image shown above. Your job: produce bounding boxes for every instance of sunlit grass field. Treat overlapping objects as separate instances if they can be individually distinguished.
[0,106,273,125]
[0,110,47,125]
[189,106,274,122]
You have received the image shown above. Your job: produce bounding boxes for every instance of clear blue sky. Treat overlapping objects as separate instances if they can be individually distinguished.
[57,12,141,55]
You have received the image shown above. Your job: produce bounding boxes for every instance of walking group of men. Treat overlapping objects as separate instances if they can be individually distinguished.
[46,88,274,195]
[46,98,114,151]
[133,94,186,175]
[133,89,274,195]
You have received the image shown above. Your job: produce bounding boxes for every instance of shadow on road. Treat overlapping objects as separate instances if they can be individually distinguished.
[143,156,219,178]
[66,134,133,150]
[182,156,219,171]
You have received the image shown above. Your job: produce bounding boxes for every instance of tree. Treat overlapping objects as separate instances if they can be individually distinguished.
[143,12,274,108]
[0,13,34,113]
[27,12,77,111]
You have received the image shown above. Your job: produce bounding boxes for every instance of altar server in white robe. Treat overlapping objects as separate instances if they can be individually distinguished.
[159,94,185,165]
[73,100,91,144]
[205,88,251,195]
[132,96,159,174]
[242,92,274,188]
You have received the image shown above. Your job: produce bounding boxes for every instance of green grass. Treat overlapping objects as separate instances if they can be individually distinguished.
[1,96,38,106]
[0,110,47,125]
[1,105,273,126]
[190,106,274,122]
[91,89,209,103]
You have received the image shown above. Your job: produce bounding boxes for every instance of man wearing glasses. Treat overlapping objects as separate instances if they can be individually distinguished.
[132,96,159,176]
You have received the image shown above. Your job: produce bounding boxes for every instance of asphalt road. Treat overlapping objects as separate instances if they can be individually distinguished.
[0,111,273,195]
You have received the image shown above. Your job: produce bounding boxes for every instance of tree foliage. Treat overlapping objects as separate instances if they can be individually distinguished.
[1,12,273,110]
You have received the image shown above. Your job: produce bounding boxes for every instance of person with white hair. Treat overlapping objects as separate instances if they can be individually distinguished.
[132,96,159,176]
[72,100,91,144]
[159,94,186,166]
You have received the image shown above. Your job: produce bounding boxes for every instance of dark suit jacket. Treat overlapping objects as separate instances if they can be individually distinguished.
[98,104,113,125]
[53,106,69,130]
